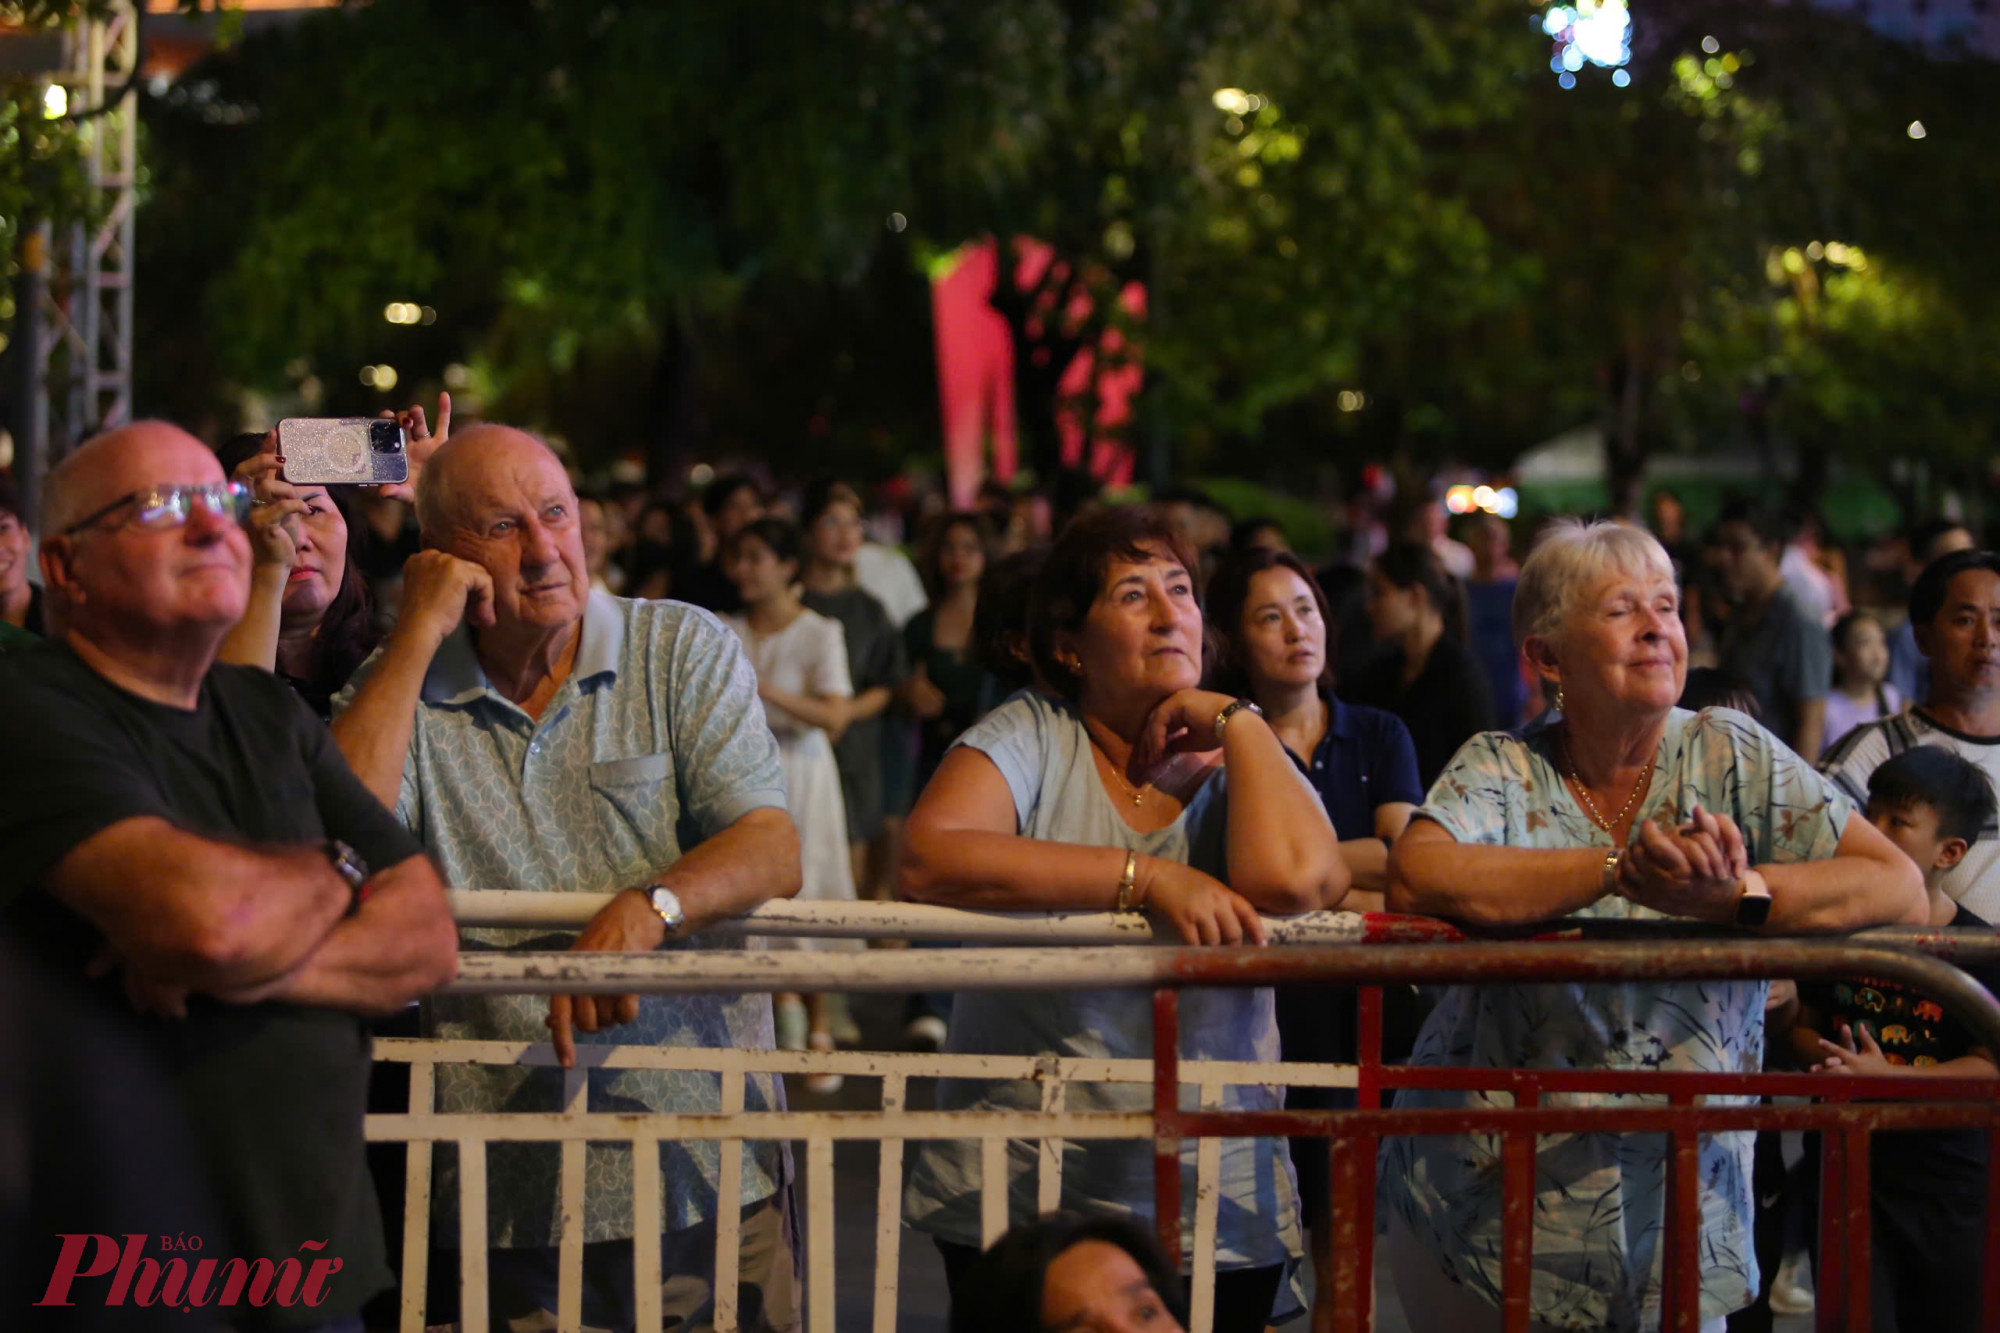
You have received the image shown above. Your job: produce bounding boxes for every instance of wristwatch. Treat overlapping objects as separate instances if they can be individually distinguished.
[1734,871,1774,928]
[324,839,369,916]
[645,884,686,938]
[1214,697,1263,736]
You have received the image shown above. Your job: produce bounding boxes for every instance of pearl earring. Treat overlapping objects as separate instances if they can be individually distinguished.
[1554,681,1566,713]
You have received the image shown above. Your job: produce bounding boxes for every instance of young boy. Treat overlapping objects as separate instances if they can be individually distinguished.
[1776,745,2000,1332]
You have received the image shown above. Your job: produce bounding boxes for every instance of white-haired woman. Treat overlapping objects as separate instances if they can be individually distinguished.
[1380,519,1925,1333]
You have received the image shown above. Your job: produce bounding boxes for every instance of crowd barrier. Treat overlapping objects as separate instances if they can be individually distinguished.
[366,900,2000,1333]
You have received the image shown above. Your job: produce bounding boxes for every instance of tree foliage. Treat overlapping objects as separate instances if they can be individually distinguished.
[128,0,2000,506]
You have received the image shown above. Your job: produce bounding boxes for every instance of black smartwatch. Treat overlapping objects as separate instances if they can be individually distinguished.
[324,839,370,915]
[1734,875,1773,928]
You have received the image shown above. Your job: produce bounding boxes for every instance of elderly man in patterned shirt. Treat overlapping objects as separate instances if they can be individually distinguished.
[333,424,803,1333]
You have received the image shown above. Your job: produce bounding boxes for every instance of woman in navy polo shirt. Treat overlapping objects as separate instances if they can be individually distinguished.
[1206,546,1425,1321]
[1207,548,1425,895]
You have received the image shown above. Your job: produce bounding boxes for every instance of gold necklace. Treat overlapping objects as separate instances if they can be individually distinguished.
[1560,731,1655,832]
[1094,739,1154,806]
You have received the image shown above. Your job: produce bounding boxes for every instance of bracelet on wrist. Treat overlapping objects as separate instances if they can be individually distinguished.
[1114,849,1141,912]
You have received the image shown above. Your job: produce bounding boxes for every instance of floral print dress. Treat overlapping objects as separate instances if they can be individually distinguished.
[1379,706,1852,1331]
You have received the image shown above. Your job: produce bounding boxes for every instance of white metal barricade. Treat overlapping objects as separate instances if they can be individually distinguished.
[376,902,2000,1333]
[371,900,1372,1333]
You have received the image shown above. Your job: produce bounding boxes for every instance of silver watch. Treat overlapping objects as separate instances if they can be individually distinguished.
[646,884,685,937]
[1214,697,1264,735]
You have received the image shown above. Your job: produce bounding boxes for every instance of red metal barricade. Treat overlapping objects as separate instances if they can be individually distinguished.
[1147,931,2000,1333]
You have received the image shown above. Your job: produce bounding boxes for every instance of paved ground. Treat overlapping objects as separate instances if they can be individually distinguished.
[789,991,1814,1332]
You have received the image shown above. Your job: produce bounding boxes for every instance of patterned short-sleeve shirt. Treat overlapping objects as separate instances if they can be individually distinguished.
[336,592,791,1245]
[1379,707,1851,1331]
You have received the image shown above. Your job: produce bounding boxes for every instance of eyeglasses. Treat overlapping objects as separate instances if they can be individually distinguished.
[62,481,254,537]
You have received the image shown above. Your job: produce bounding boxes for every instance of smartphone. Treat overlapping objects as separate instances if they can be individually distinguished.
[277,418,409,487]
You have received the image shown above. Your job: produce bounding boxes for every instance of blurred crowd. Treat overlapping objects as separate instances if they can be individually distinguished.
[2,406,1996,1333]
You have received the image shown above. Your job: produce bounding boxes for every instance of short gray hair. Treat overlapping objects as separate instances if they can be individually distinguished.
[1513,518,1676,647]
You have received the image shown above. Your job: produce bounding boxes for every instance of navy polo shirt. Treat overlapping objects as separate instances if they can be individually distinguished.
[1292,691,1425,836]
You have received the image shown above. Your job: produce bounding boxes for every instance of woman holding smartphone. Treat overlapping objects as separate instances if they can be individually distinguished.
[214,432,381,719]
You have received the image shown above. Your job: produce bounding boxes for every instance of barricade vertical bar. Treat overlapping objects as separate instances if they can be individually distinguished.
[807,1136,836,1333]
[459,1139,489,1333]
[558,1067,588,1333]
[1985,1126,2000,1333]
[873,1073,909,1333]
[981,1137,1010,1246]
[1355,985,1383,1111]
[1037,1060,1067,1214]
[1327,1131,1376,1333]
[1815,1126,1847,1333]
[1336,983,1386,1333]
[633,1136,663,1333]
[1839,1129,1871,1333]
[1188,1080,1224,1333]
[715,1065,746,1333]
[1499,1092,1537,1333]
[398,1060,435,1333]
[1664,1097,1702,1333]
[1153,987,1183,1267]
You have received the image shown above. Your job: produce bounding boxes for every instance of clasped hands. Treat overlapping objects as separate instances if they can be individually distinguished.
[1613,802,1759,923]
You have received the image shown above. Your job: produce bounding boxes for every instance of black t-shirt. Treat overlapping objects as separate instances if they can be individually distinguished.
[803,585,911,838]
[674,557,744,614]
[1802,905,2000,1198]
[0,643,424,1326]
[3,938,219,1330]
[1347,633,1497,790]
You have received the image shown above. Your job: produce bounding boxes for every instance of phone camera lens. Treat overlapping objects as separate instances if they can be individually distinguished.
[369,421,406,452]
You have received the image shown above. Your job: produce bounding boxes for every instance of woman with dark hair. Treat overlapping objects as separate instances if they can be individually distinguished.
[619,498,681,601]
[950,1210,1188,1333]
[1204,546,1422,1322]
[214,431,381,719]
[800,478,908,892]
[1349,540,1495,787]
[900,505,1345,1332]
[902,511,1001,789]
[971,544,1049,705]
[1207,547,1422,904]
[0,474,45,640]
[720,516,857,1088]
[676,473,765,612]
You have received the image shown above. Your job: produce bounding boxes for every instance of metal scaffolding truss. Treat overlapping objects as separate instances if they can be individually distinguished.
[34,0,139,470]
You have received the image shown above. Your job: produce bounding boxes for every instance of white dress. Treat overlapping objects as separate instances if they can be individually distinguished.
[724,608,859,949]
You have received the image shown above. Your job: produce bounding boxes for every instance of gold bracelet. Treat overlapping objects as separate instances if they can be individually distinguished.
[1115,848,1140,911]
[1602,847,1623,898]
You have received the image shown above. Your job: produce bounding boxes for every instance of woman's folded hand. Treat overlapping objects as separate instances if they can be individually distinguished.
[1619,805,1751,922]
[1140,856,1268,946]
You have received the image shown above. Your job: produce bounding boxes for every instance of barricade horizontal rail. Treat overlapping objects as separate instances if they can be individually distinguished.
[378,930,2000,1333]
[439,939,2000,1052]
[446,890,2000,962]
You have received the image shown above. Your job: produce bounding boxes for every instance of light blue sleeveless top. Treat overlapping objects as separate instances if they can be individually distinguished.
[901,689,1306,1273]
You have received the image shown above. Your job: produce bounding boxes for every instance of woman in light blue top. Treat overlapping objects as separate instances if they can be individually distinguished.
[898,506,1348,1333]
[1381,518,1926,1333]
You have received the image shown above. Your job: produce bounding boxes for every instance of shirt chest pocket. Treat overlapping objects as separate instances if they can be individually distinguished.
[587,752,677,872]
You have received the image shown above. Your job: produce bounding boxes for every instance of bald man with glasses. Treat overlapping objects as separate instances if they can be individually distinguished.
[0,420,458,1332]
